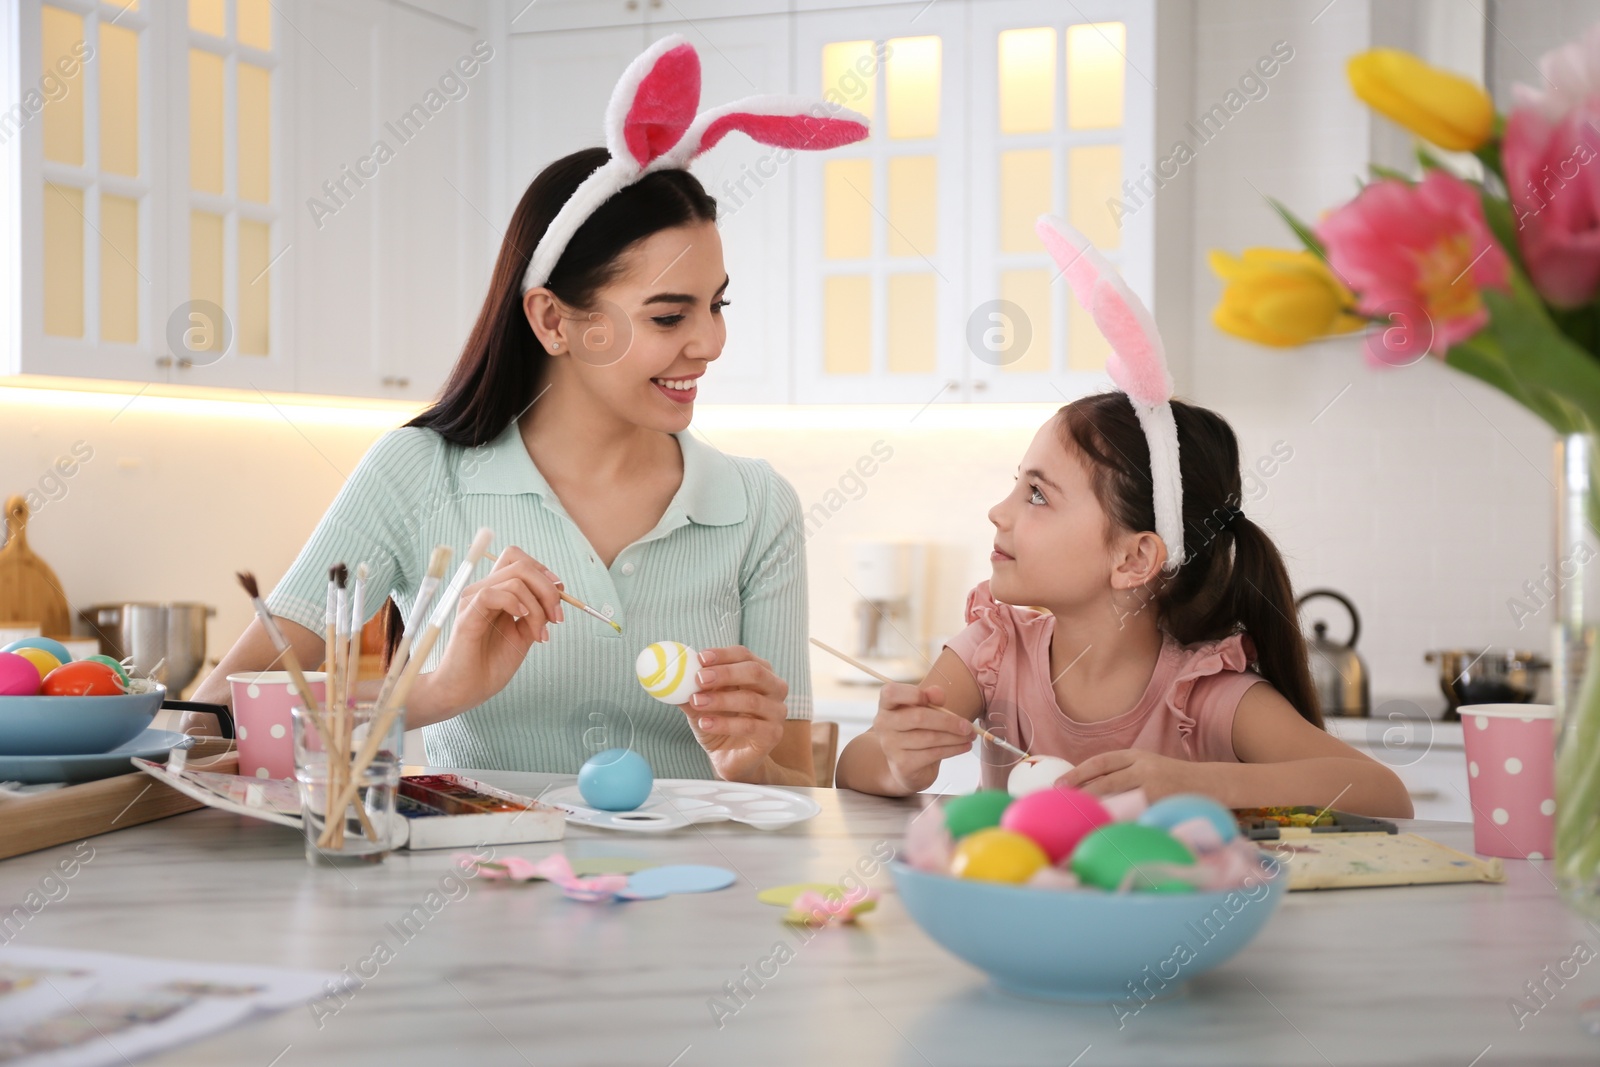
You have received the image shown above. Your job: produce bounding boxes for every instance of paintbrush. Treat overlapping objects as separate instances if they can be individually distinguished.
[332,563,350,713]
[344,562,369,706]
[238,572,321,716]
[482,550,621,633]
[808,637,1032,760]
[320,528,495,847]
[324,566,339,708]
[373,544,453,713]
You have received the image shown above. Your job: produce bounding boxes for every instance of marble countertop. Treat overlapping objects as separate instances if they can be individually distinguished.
[5,772,1599,1066]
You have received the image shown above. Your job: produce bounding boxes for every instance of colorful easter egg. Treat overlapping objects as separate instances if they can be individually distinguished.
[635,641,701,705]
[1006,755,1075,797]
[0,653,41,696]
[40,661,125,697]
[1071,823,1197,893]
[942,790,1013,839]
[83,655,131,687]
[10,648,61,680]
[950,828,1048,884]
[999,786,1111,864]
[1138,794,1239,854]
[578,748,654,811]
[0,637,72,664]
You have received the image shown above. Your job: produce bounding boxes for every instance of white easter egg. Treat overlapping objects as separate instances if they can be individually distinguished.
[1006,755,1075,797]
[636,641,701,705]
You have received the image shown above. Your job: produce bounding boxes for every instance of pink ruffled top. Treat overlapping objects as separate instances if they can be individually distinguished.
[945,582,1265,791]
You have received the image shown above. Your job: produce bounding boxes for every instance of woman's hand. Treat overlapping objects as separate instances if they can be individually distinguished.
[410,546,563,725]
[870,681,976,795]
[682,645,790,782]
[1061,749,1203,801]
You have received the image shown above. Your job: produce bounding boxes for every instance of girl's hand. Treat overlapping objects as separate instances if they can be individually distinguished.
[416,546,564,719]
[683,646,789,782]
[871,682,976,795]
[1062,749,1202,801]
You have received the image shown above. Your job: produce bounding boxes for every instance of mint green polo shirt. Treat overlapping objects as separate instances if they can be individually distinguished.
[264,418,812,777]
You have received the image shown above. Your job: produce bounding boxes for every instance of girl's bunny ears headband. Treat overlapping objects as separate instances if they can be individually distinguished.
[521,35,870,294]
[1035,215,1186,570]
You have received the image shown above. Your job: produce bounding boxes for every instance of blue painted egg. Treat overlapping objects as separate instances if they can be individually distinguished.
[1,637,72,665]
[578,748,654,811]
[1137,793,1239,851]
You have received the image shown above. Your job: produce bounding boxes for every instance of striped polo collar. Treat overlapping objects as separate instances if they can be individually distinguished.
[460,419,746,526]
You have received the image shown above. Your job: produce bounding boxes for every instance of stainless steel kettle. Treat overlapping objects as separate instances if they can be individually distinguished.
[1296,589,1370,718]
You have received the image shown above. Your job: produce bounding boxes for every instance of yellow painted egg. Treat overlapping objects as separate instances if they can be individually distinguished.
[11,648,62,680]
[635,641,701,705]
[949,828,1049,884]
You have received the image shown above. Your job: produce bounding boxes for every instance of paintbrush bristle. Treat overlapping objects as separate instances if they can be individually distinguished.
[236,571,260,600]
[426,545,453,579]
[355,562,370,582]
[466,527,493,564]
[333,562,349,588]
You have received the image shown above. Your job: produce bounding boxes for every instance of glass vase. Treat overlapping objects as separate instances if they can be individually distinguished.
[1553,433,1600,915]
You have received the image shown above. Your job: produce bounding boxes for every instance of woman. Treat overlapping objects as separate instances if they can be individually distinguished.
[194,153,833,784]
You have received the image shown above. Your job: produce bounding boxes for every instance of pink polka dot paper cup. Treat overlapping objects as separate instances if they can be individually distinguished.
[1460,703,1556,860]
[228,671,326,781]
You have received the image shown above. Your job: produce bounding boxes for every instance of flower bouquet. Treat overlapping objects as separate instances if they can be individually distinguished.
[1209,34,1600,912]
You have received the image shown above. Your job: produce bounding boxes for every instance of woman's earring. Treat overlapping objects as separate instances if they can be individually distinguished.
[550,341,561,351]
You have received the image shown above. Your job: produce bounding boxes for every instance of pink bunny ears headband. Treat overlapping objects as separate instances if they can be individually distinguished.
[1035,215,1186,569]
[521,35,870,294]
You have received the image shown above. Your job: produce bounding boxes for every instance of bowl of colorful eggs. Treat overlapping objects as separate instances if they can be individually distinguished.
[0,638,164,755]
[890,775,1286,1002]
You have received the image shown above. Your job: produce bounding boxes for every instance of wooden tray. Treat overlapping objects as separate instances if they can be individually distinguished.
[0,738,236,861]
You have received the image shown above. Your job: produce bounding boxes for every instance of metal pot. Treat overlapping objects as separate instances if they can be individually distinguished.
[1297,588,1370,717]
[79,602,215,696]
[1424,647,1549,721]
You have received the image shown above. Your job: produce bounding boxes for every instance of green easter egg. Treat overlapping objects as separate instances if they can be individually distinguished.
[942,790,1014,839]
[84,655,131,686]
[1071,823,1197,893]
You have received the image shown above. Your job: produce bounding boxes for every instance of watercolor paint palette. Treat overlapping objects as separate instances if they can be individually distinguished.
[541,779,821,834]
[132,762,565,850]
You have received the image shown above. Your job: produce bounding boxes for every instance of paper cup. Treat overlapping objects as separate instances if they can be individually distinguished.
[229,671,326,781]
[1460,703,1556,860]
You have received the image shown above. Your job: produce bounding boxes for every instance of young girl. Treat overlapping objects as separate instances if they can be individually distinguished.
[836,220,1412,818]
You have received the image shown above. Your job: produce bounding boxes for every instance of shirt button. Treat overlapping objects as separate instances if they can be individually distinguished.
[621,563,635,575]
[602,604,614,616]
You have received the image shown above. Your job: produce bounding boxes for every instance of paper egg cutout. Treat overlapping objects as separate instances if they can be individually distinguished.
[636,641,700,704]
[941,790,1013,839]
[0,637,73,664]
[1071,823,1197,893]
[578,748,654,811]
[950,828,1048,884]
[0,653,41,696]
[1137,794,1239,854]
[999,786,1110,864]
[1006,755,1075,797]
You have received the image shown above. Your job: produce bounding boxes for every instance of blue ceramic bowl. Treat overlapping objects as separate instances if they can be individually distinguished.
[0,686,165,755]
[889,856,1287,1002]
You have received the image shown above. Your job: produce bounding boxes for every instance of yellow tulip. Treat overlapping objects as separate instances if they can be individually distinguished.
[1209,248,1365,347]
[1348,49,1494,152]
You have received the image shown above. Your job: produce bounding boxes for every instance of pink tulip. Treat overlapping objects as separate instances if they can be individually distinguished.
[1316,170,1510,355]
[1503,107,1600,307]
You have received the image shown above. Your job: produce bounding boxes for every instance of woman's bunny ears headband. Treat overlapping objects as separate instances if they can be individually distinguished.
[521,35,870,293]
[1035,215,1186,570]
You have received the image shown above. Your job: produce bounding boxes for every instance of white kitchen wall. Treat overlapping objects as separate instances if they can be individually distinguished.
[0,0,1575,713]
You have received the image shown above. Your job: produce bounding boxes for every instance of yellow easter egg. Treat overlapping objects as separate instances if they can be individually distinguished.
[635,641,700,705]
[11,648,62,680]
[949,828,1049,884]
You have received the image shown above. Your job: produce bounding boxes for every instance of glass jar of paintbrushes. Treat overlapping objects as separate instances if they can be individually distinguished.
[294,701,404,865]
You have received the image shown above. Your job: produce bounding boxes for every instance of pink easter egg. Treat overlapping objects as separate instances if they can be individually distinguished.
[998,786,1111,864]
[0,652,42,696]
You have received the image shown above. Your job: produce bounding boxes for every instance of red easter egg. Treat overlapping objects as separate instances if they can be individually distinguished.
[41,661,125,697]
[999,785,1112,864]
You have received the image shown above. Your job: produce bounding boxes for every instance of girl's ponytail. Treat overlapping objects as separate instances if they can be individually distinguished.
[1060,392,1323,729]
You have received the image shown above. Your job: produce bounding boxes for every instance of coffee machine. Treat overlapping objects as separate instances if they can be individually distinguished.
[839,541,932,684]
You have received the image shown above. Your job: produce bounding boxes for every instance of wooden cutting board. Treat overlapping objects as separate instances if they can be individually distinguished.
[0,495,71,638]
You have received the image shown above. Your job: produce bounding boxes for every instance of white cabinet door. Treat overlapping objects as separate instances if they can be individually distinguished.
[644,14,794,405]
[508,0,646,33]
[791,3,971,405]
[293,0,491,401]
